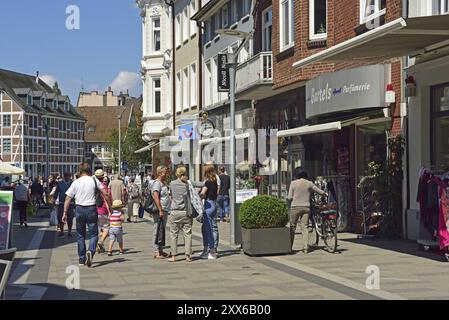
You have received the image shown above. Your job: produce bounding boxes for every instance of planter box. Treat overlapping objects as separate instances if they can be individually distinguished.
[241,227,291,256]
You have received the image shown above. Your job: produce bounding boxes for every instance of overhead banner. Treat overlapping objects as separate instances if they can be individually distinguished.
[306,64,388,119]
[217,54,230,92]
[0,191,13,250]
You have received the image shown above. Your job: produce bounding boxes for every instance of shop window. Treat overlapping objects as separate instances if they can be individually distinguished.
[432,84,449,170]
[359,0,386,25]
[310,0,327,40]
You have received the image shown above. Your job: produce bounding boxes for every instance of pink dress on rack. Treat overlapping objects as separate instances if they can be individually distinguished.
[433,177,449,250]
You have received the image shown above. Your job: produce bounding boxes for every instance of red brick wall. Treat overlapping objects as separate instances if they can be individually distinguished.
[272,0,404,89]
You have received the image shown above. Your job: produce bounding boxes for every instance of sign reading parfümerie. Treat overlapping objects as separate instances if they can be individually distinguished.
[0,191,13,250]
[217,54,230,92]
[306,64,388,119]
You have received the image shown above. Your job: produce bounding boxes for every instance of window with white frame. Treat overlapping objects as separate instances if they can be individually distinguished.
[183,67,189,109]
[262,6,273,51]
[27,94,33,106]
[440,0,449,13]
[243,0,251,16]
[310,0,327,40]
[153,18,161,52]
[205,61,212,106]
[222,5,229,27]
[214,13,221,35]
[2,114,11,128]
[190,0,197,36]
[175,14,181,47]
[176,72,182,112]
[40,97,46,108]
[190,63,197,107]
[360,0,386,24]
[153,78,161,114]
[280,0,294,50]
[232,0,239,23]
[183,8,189,43]
[2,138,11,153]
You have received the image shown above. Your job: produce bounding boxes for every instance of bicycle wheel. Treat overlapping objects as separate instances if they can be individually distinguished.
[323,219,338,253]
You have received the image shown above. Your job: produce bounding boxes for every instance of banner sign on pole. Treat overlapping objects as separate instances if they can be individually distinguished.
[217,54,230,92]
[0,191,13,250]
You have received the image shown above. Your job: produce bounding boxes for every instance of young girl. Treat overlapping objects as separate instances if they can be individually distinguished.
[108,200,126,256]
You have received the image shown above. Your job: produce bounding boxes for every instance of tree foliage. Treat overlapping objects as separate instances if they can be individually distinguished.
[52,82,62,95]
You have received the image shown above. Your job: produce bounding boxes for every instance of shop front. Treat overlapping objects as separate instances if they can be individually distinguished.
[277,64,392,232]
[406,55,449,246]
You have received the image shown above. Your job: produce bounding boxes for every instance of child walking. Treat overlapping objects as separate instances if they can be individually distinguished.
[108,200,126,256]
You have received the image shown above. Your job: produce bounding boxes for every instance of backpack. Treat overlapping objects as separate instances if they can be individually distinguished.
[129,184,140,200]
[93,177,104,208]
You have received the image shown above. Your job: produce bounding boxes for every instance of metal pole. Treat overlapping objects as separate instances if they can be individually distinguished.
[229,54,238,246]
[118,115,121,176]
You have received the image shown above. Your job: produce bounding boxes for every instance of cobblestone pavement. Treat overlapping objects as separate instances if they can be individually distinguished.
[5,212,449,300]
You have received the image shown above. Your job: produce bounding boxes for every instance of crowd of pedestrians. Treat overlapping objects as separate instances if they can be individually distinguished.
[10,161,234,267]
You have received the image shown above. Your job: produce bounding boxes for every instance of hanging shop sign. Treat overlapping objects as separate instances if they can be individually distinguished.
[217,54,230,92]
[0,191,13,250]
[306,64,387,119]
[178,123,197,141]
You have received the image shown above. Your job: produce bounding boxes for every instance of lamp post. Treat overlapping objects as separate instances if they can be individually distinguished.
[118,107,127,176]
[215,28,251,245]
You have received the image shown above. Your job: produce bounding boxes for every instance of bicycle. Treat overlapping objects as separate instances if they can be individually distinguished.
[31,195,44,216]
[308,197,338,253]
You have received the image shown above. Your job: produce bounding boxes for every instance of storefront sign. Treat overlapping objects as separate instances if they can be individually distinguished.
[178,123,197,141]
[236,189,258,204]
[0,191,13,250]
[217,54,230,92]
[306,64,387,119]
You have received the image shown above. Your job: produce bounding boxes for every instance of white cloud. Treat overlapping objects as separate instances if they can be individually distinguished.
[109,71,140,95]
[40,74,57,88]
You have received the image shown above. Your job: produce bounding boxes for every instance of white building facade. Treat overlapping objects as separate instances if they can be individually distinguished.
[137,0,174,144]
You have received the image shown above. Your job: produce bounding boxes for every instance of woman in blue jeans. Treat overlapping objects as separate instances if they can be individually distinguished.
[200,165,219,260]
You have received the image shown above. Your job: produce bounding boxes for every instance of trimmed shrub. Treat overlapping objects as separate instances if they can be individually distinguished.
[238,195,289,229]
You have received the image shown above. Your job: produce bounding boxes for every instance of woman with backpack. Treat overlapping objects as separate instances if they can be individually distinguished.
[127,178,141,223]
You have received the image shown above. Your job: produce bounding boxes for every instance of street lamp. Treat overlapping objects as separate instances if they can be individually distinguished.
[118,107,127,177]
[215,28,251,246]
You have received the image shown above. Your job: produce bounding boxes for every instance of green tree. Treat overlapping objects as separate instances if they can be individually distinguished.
[107,108,150,173]
[52,82,62,95]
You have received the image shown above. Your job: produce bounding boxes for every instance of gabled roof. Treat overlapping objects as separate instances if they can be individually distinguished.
[0,68,84,121]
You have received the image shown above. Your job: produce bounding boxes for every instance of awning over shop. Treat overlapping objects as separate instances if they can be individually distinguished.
[292,15,449,69]
[134,140,159,154]
[198,133,251,146]
[277,116,372,138]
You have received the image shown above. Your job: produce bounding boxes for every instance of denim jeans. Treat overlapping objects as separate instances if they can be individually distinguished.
[75,205,99,264]
[202,200,219,251]
[217,195,230,221]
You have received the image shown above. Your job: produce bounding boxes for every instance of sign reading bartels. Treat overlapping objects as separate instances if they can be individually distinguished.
[217,54,230,92]
[306,64,388,119]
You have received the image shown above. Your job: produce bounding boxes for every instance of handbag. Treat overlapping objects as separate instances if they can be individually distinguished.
[185,183,198,219]
[93,177,104,208]
[50,209,58,226]
[187,180,204,223]
[155,218,165,246]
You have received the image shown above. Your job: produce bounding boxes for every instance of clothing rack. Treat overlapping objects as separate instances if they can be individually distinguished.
[357,176,379,239]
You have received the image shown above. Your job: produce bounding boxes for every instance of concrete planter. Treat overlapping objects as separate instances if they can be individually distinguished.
[241,227,291,256]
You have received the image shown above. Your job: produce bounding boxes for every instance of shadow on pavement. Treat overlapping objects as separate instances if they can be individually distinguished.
[340,237,446,262]
[93,258,128,268]
[7,282,115,300]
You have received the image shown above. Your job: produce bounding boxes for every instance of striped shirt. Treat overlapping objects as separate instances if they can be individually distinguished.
[109,210,123,228]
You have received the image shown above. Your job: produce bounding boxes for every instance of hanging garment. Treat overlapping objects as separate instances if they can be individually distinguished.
[417,169,440,233]
[432,177,449,250]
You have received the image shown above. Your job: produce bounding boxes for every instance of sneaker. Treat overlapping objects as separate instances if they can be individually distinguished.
[79,263,85,266]
[445,253,449,262]
[86,251,93,267]
[207,253,217,260]
[119,251,124,255]
[199,251,209,259]
[107,252,113,257]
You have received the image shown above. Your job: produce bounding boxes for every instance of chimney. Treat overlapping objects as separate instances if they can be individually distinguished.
[36,71,39,84]
[108,86,112,92]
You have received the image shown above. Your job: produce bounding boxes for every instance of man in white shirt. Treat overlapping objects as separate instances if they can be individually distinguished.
[63,163,111,267]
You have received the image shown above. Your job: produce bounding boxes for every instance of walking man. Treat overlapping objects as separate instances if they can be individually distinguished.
[54,173,74,238]
[63,163,111,267]
[14,180,30,227]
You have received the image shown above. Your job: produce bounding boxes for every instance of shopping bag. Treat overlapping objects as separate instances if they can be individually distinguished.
[138,204,144,219]
[155,219,165,247]
[26,202,36,217]
[50,209,58,226]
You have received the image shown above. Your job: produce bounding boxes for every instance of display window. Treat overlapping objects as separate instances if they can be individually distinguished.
[431,83,449,171]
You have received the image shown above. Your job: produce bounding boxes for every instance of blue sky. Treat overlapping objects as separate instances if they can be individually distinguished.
[0,0,142,102]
